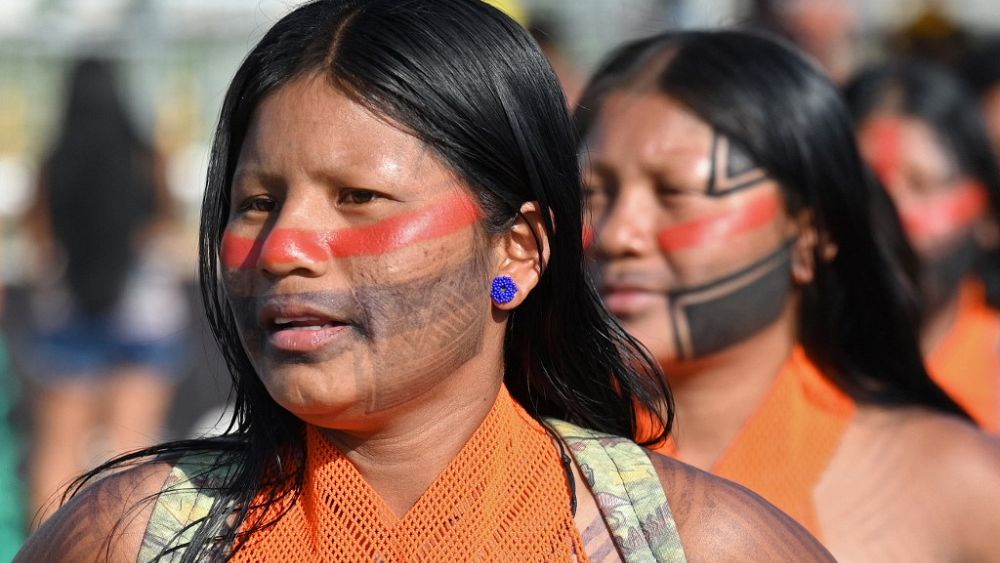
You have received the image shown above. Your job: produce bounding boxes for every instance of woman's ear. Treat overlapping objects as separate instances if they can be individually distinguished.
[791,210,837,285]
[491,201,551,310]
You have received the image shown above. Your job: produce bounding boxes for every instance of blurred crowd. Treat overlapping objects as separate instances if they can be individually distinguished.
[2,0,1000,557]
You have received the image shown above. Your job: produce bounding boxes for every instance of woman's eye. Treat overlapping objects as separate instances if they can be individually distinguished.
[237,196,277,213]
[655,183,687,199]
[339,189,380,205]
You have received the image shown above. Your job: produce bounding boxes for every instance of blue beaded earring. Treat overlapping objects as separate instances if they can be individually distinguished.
[490,275,519,305]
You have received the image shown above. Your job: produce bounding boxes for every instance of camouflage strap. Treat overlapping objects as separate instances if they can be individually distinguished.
[138,452,231,562]
[546,418,687,563]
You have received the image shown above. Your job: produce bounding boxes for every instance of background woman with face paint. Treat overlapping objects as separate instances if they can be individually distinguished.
[14,2,833,562]
[579,30,1000,561]
[846,62,1000,432]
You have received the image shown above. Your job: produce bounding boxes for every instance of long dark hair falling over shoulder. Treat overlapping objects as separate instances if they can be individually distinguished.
[574,30,968,419]
[68,1,671,560]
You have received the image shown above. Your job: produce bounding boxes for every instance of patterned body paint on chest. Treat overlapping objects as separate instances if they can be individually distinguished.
[221,192,481,269]
[659,133,791,361]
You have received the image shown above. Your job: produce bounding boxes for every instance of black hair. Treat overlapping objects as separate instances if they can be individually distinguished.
[843,60,1000,308]
[68,1,670,560]
[43,58,157,315]
[574,30,969,418]
[959,39,1000,96]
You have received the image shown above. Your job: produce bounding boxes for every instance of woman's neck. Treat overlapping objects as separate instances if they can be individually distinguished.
[664,304,797,470]
[318,365,504,517]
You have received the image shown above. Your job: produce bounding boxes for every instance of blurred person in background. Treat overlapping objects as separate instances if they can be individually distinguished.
[24,58,188,525]
[747,0,859,84]
[529,15,584,107]
[889,2,970,69]
[847,61,1000,432]
[961,39,1000,165]
[578,29,1000,560]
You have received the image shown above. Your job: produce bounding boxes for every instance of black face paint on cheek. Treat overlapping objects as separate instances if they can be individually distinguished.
[227,291,365,366]
[920,234,980,317]
[668,242,793,360]
[225,254,488,415]
[708,133,770,196]
[357,254,488,413]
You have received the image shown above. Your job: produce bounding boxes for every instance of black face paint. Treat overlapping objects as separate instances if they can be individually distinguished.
[227,254,488,413]
[920,234,981,317]
[667,241,794,360]
[707,134,769,196]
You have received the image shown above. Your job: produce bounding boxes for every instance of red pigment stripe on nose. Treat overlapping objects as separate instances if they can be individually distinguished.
[899,181,989,241]
[656,191,782,253]
[221,192,481,269]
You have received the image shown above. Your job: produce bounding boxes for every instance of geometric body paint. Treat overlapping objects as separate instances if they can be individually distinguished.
[896,180,989,243]
[655,130,789,360]
[920,233,981,316]
[657,190,782,252]
[668,241,794,360]
[866,116,902,187]
[228,255,488,415]
[221,192,481,270]
[707,134,769,196]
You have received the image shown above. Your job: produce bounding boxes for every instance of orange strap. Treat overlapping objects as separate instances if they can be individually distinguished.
[231,387,587,562]
[927,281,1000,432]
[655,348,854,538]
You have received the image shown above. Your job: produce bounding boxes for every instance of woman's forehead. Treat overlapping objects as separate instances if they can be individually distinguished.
[235,76,459,193]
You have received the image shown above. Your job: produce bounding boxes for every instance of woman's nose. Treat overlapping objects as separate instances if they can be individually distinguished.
[256,211,331,278]
[593,191,657,259]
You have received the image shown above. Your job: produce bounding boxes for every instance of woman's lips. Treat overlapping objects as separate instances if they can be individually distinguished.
[267,321,349,353]
[602,288,663,316]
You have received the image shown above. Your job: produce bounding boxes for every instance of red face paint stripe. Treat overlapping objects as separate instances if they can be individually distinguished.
[868,117,902,188]
[656,191,782,253]
[582,224,594,251]
[898,181,989,242]
[221,192,481,269]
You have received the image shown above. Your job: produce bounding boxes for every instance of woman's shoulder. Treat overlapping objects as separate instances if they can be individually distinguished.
[646,451,835,561]
[547,418,832,561]
[15,459,175,563]
[848,404,1000,480]
[823,405,1000,560]
[15,445,239,563]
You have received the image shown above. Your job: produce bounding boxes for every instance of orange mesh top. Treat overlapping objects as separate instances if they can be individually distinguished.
[231,386,587,562]
[927,280,1000,432]
[653,347,855,538]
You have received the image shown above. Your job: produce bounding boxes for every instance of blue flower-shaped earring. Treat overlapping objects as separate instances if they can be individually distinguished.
[490,275,519,305]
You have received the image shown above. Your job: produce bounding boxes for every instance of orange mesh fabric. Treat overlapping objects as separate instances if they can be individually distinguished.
[653,347,855,538]
[231,387,587,562]
[927,280,1000,432]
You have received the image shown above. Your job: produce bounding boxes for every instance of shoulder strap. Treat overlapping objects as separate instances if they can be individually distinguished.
[138,451,232,562]
[545,418,687,563]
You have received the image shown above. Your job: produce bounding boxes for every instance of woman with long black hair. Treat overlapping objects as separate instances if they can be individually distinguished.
[15,2,829,561]
[579,30,1000,560]
[25,58,186,525]
[846,61,1000,431]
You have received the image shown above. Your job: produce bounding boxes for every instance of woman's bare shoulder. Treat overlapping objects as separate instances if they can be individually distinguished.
[646,450,834,562]
[844,406,1000,560]
[14,460,173,563]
